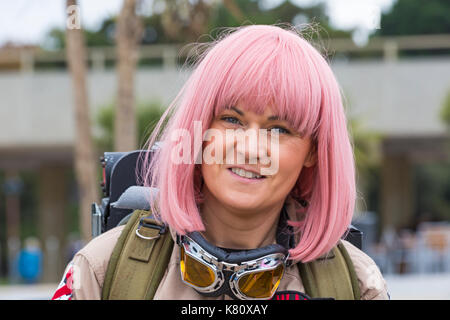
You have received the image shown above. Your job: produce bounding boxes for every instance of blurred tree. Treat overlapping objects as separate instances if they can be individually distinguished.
[223,0,245,22]
[415,163,450,222]
[0,171,5,279]
[345,105,383,214]
[96,100,167,152]
[440,89,450,130]
[115,0,144,152]
[45,17,116,50]
[376,0,450,36]
[374,0,450,56]
[65,0,100,242]
[352,121,383,215]
[209,0,351,39]
[157,0,213,43]
[44,0,352,50]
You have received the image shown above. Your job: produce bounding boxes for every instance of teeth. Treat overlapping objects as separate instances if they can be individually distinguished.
[230,167,263,179]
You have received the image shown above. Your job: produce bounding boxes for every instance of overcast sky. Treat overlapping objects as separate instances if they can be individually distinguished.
[0,0,395,47]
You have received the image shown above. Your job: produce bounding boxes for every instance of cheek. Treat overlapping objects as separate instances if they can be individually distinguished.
[274,144,308,184]
[200,136,226,187]
[200,162,219,182]
[201,127,229,164]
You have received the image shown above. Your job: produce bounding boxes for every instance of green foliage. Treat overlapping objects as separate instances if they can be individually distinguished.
[211,0,318,28]
[209,0,350,39]
[45,17,117,50]
[18,171,39,241]
[348,115,383,213]
[372,0,450,56]
[95,100,166,152]
[96,104,114,151]
[342,91,383,213]
[350,117,382,178]
[415,162,450,222]
[44,0,352,50]
[440,90,450,129]
[377,0,450,36]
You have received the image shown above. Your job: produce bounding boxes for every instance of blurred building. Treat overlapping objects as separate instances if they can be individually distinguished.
[0,44,39,71]
[0,35,449,282]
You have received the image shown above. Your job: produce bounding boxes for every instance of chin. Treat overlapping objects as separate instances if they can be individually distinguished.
[220,193,266,211]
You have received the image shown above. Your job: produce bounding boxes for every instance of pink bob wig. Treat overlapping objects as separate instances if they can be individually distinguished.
[140,24,356,263]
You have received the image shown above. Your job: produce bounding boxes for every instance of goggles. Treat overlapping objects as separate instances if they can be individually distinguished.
[177,230,292,300]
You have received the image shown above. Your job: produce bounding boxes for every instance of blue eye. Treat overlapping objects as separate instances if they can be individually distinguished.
[221,116,241,125]
[270,127,290,134]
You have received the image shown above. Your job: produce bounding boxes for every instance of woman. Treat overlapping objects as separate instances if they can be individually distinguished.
[53,24,388,300]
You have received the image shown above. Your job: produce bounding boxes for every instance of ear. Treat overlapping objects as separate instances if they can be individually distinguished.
[303,145,317,168]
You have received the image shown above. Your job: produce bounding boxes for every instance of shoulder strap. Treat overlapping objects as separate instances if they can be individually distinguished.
[298,241,361,300]
[102,209,174,300]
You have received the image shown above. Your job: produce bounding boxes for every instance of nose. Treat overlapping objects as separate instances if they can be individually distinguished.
[233,127,271,165]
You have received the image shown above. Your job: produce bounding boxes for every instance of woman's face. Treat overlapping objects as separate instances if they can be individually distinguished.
[200,101,316,214]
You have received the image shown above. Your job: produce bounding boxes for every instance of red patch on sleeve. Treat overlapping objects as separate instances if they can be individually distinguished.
[52,264,74,300]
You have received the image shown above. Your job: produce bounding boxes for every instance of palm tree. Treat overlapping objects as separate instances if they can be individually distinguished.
[65,0,99,242]
[115,0,143,152]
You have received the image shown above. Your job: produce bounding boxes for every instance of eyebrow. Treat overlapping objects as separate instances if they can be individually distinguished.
[230,106,280,121]
[230,106,244,115]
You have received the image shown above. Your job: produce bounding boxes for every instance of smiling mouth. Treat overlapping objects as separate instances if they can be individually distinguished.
[228,167,266,179]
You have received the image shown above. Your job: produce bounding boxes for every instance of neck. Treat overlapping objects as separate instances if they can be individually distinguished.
[199,190,284,250]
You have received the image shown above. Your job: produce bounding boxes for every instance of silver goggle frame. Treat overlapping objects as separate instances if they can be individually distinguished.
[179,234,288,300]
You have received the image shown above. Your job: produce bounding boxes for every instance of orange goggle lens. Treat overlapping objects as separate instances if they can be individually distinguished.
[237,264,285,299]
[180,246,216,288]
